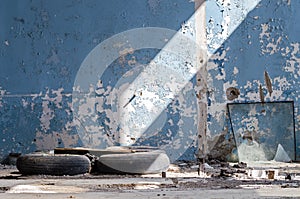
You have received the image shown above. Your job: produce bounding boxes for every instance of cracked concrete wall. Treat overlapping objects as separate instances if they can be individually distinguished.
[1,0,300,163]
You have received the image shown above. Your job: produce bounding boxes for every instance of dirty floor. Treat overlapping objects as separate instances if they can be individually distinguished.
[0,161,300,198]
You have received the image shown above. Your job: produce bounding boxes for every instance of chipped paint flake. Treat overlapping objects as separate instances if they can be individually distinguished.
[259,23,270,40]
[0,87,7,107]
[39,88,66,132]
[181,20,195,37]
[4,40,9,46]
[40,100,54,132]
[233,67,239,75]
[119,47,135,56]
[35,130,79,150]
[285,43,300,78]
[22,99,29,108]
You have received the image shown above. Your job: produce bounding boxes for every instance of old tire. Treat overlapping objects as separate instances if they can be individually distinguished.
[54,146,160,156]
[16,154,91,176]
[95,150,170,174]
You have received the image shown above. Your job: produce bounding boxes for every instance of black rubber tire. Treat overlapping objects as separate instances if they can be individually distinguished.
[95,150,170,174]
[16,154,91,176]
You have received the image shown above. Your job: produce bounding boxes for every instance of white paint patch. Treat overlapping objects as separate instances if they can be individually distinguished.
[8,185,55,193]
[243,80,262,101]
[259,22,284,56]
[39,88,65,132]
[207,59,218,71]
[264,36,282,55]
[181,20,195,37]
[35,130,56,150]
[221,15,230,39]
[51,88,64,108]
[7,184,87,193]
[40,100,54,132]
[223,80,238,88]
[207,48,228,80]
[4,40,9,46]
[208,102,226,124]
[119,47,135,56]
[35,129,79,150]
[0,87,7,107]
[21,98,29,108]
[270,90,285,101]
[215,68,226,80]
[259,23,270,41]
[284,43,300,78]
[233,67,239,75]
[273,76,291,90]
[268,76,292,101]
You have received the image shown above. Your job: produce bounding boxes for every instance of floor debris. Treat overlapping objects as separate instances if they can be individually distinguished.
[0,161,300,195]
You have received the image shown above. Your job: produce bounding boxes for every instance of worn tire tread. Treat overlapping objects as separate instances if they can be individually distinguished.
[16,154,91,176]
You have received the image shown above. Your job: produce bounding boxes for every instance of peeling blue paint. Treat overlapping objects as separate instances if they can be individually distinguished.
[207,0,300,161]
[1,0,300,163]
[0,0,197,162]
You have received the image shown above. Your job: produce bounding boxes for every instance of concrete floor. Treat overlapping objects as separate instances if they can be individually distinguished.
[0,161,300,198]
[1,187,300,199]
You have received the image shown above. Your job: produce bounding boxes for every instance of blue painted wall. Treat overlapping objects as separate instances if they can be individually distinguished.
[1,0,300,163]
[0,0,197,162]
[207,0,300,161]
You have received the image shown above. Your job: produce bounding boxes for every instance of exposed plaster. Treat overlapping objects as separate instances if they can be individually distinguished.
[21,99,29,108]
[40,88,65,132]
[208,103,226,126]
[0,87,7,107]
[233,67,239,75]
[284,43,300,78]
[259,23,270,42]
[35,130,79,150]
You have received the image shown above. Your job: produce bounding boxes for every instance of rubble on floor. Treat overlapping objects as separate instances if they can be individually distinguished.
[0,160,300,193]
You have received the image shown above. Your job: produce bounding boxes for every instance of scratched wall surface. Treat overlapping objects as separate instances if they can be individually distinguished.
[206,0,300,161]
[0,0,197,162]
[1,0,300,163]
